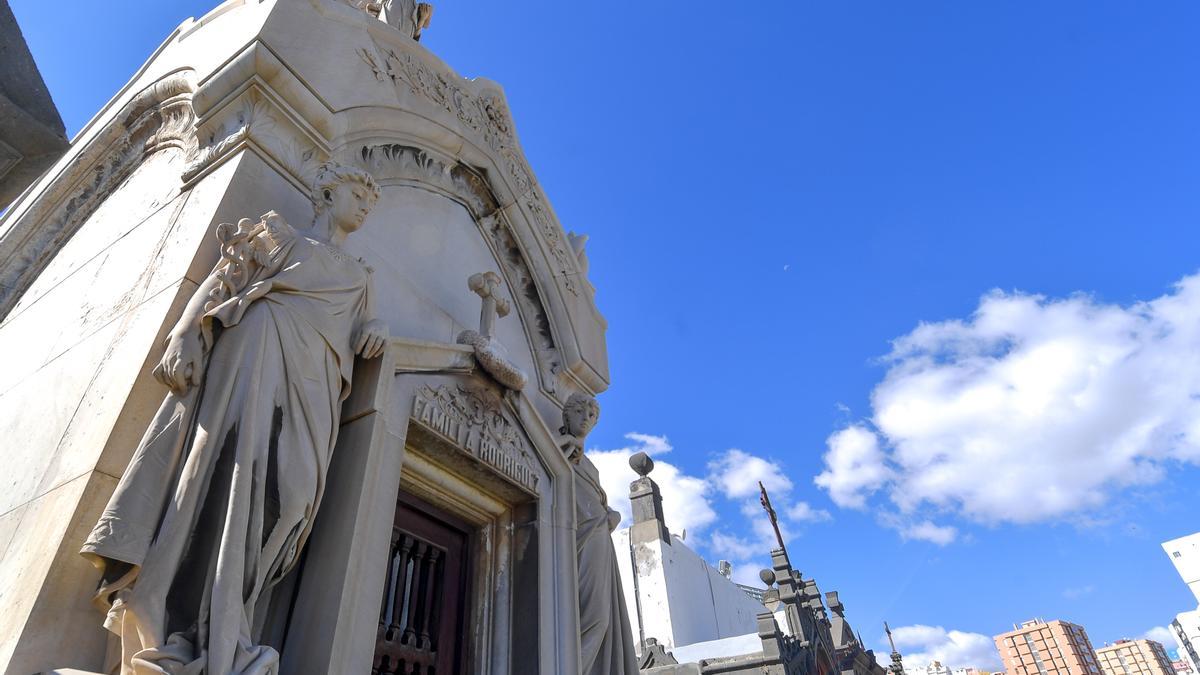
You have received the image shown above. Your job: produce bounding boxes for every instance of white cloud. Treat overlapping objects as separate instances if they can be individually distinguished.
[1145,626,1175,645]
[887,624,1002,671]
[624,431,673,455]
[899,520,958,546]
[817,276,1200,527]
[709,531,760,560]
[708,448,793,500]
[729,560,771,588]
[815,425,892,509]
[590,435,832,562]
[787,501,833,523]
[587,433,716,535]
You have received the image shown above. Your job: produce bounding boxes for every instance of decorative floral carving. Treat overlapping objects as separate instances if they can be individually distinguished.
[183,94,322,185]
[411,383,539,493]
[359,144,495,216]
[356,41,581,296]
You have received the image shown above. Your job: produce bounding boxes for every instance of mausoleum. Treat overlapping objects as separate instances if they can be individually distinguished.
[0,1,635,673]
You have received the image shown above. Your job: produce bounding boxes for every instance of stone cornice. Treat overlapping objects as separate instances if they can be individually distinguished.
[0,69,197,321]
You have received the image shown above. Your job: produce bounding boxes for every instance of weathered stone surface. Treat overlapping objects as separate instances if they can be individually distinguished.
[0,0,619,672]
[0,0,69,208]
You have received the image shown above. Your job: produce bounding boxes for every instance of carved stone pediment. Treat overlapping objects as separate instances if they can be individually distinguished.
[410,383,539,494]
[356,39,582,298]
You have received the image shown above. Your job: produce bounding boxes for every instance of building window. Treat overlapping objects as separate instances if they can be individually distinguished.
[1175,552,1183,559]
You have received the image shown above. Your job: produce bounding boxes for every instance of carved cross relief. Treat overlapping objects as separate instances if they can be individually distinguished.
[468,271,509,339]
[456,271,527,391]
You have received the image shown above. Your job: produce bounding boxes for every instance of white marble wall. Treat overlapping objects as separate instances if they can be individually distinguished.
[615,528,766,655]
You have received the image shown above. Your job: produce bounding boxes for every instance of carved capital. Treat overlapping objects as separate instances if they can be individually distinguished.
[183,88,325,187]
[0,70,199,320]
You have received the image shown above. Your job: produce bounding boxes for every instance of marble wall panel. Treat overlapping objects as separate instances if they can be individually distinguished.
[0,264,195,516]
[4,471,117,675]
[0,151,303,516]
[0,472,95,669]
[5,150,187,318]
[343,184,540,383]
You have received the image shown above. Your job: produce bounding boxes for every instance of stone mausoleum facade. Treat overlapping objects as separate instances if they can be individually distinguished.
[0,1,635,673]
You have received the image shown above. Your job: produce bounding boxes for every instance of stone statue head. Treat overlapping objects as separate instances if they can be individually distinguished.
[560,392,599,439]
[311,162,381,234]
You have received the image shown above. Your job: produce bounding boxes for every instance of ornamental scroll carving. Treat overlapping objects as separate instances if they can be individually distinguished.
[357,42,581,296]
[183,91,324,186]
[411,384,539,493]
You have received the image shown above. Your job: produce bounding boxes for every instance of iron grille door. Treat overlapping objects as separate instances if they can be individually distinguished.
[373,493,470,675]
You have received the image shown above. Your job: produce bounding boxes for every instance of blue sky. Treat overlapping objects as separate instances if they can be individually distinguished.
[13,0,1200,667]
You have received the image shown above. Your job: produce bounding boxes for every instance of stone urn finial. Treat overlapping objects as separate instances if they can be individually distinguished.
[629,451,654,477]
[759,568,777,587]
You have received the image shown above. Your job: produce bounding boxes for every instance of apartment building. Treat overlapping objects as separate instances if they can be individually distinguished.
[994,619,1102,675]
[1095,639,1173,675]
[1164,534,1200,606]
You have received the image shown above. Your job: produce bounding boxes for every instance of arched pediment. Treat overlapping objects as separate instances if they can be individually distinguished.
[355,141,570,403]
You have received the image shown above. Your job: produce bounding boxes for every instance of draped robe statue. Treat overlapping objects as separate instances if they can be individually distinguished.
[561,393,639,675]
[80,163,390,674]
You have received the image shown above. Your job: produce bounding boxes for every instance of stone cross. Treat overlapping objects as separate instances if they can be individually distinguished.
[467,271,510,339]
[887,621,906,675]
[759,481,789,558]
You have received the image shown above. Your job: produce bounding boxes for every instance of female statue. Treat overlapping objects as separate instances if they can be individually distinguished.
[561,393,640,675]
[81,162,389,674]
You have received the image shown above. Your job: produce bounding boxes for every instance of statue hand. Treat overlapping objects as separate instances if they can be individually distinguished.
[354,319,389,359]
[155,329,204,394]
[606,509,622,532]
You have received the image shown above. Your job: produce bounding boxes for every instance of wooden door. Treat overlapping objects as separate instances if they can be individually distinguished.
[372,492,471,675]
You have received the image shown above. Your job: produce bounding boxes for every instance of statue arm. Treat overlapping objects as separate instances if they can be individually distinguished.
[153,273,221,394]
[153,212,296,392]
[352,267,388,359]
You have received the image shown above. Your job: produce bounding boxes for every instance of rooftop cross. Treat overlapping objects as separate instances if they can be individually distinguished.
[758,481,789,558]
[886,621,906,675]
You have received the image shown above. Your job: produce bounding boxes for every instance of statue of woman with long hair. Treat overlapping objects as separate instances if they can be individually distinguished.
[81,162,389,674]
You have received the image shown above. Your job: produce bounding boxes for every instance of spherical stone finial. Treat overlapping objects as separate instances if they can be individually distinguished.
[629,451,654,477]
[759,568,777,587]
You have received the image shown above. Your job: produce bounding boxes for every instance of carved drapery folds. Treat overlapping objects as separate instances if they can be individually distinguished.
[410,383,539,493]
[356,41,583,297]
[0,70,198,319]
